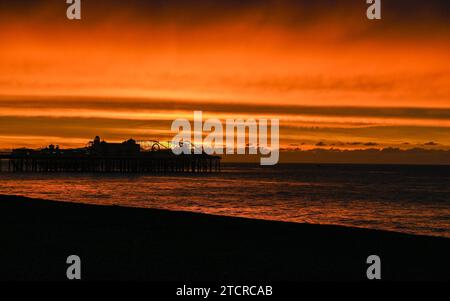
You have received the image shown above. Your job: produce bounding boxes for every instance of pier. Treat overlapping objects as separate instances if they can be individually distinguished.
[0,136,221,174]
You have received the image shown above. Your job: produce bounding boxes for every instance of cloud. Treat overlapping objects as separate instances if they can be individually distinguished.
[363,142,379,146]
[224,147,450,164]
[277,147,450,164]
[1,97,449,120]
[1,0,449,156]
[2,0,450,40]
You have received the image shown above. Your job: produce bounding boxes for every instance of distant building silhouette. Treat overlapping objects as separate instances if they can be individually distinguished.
[89,136,140,157]
[2,136,221,173]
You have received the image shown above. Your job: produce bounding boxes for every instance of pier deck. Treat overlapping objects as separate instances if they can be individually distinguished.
[0,137,221,174]
[0,152,221,173]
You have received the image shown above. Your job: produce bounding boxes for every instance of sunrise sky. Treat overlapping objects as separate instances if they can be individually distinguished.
[0,0,449,153]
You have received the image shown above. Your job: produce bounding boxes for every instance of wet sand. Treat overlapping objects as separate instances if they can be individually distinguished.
[0,195,448,280]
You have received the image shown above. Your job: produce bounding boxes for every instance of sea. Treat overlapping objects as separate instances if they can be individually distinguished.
[0,163,449,238]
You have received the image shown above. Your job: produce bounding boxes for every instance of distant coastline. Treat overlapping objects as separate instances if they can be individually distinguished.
[222,148,450,165]
[2,147,450,165]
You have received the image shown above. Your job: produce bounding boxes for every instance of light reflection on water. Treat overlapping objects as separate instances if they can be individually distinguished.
[0,163,449,238]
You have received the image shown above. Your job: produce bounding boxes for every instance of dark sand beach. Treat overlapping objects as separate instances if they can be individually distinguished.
[0,195,449,281]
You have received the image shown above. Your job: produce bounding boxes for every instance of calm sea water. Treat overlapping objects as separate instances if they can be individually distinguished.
[0,163,449,238]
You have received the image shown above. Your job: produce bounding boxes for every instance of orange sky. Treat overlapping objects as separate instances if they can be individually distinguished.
[0,0,449,152]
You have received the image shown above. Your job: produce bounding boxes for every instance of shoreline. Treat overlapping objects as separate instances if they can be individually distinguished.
[2,192,448,240]
[0,194,449,280]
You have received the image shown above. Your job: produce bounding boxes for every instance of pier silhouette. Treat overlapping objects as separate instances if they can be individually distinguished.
[0,136,221,173]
